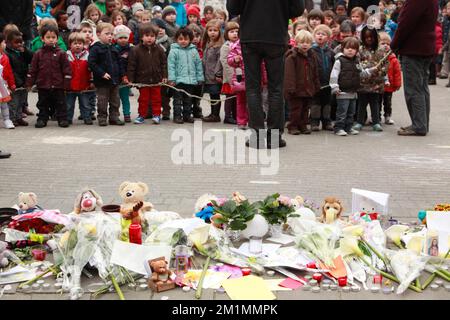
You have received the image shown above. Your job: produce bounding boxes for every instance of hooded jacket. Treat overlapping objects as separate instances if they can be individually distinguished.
[127,43,167,84]
[384,53,402,93]
[0,53,16,90]
[88,41,125,86]
[311,43,334,87]
[67,49,91,91]
[167,43,204,85]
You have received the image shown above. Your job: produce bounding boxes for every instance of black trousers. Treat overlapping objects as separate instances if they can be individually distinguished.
[37,89,67,122]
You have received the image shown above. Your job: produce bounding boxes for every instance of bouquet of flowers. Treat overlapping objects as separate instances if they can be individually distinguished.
[211,192,258,231]
[257,193,297,225]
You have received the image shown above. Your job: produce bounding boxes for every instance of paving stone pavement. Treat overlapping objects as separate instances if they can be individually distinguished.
[1,79,449,300]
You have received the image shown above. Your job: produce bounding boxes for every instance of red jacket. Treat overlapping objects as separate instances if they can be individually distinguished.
[0,53,16,90]
[67,50,91,91]
[384,53,402,93]
[435,22,443,55]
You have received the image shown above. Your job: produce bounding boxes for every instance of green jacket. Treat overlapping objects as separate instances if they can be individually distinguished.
[167,43,204,85]
[31,36,67,53]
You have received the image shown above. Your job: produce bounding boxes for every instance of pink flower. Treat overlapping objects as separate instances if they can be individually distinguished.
[277,195,292,207]
[216,197,228,207]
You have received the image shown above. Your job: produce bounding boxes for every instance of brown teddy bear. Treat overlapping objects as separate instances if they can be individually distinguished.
[320,197,344,224]
[148,257,175,292]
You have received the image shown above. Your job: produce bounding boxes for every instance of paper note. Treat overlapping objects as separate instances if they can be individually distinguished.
[264,279,292,291]
[182,270,231,289]
[0,266,36,285]
[319,255,347,279]
[158,218,206,235]
[233,242,281,258]
[210,264,243,278]
[279,278,303,290]
[222,275,276,300]
[110,240,172,275]
[266,234,296,245]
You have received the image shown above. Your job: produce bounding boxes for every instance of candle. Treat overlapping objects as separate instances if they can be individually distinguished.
[241,268,251,276]
[338,277,347,287]
[312,273,323,283]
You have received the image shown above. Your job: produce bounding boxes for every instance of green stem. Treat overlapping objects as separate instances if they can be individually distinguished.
[361,239,389,268]
[18,265,59,288]
[434,269,450,282]
[110,274,125,300]
[415,278,421,290]
[422,274,436,290]
[195,256,211,300]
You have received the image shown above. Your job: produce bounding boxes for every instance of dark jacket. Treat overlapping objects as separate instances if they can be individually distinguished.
[311,44,334,87]
[114,43,132,78]
[283,47,321,98]
[5,46,34,88]
[391,0,439,57]
[26,45,72,89]
[88,41,125,87]
[305,0,333,12]
[0,0,34,41]
[227,0,305,45]
[127,43,167,84]
[337,55,361,92]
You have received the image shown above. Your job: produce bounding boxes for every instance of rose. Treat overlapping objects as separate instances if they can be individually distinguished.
[231,192,246,204]
[277,195,292,207]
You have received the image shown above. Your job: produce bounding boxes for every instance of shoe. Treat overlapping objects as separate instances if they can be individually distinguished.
[397,128,426,136]
[324,123,334,131]
[91,114,96,121]
[288,128,301,135]
[335,129,348,136]
[162,115,170,120]
[4,119,15,129]
[300,127,312,134]
[348,128,359,135]
[373,124,383,132]
[428,79,437,85]
[353,123,363,131]
[58,120,69,128]
[14,118,29,126]
[173,117,184,124]
[384,116,395,125]
[124,115,131,123]
[23,108,34,116]
[193,111,203,119]
[134,116,145,124]
[311,125,320,132]
[84,118,93,125]
[0,151,11,159]
[35,119,47,128]
[202,114,221,122]
[446,82,450,88]
[400,125,412,131]
[152,116,161,124]
[183,116,195,123]
[237,124,248,130]
[109,119,125,126]
[78,115,83,120]
[98,119,108,126]
[223,117,237,124]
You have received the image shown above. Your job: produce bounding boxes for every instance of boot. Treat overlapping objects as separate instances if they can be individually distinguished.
[202,103,221,122]
[245,129,265,149]
[267,129,286,149]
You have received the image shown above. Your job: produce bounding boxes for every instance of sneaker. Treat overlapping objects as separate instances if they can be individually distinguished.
[84,118,93,125]
[91,114,96,121]
[353,123,363,131]
[348,128,359,135]
[335,129,348,136]
[384,116,395,125]
[23,108,34,116]
[58,120,69,128]
[152,116,161,124]
[373,123,383,132]
[4,120,15,129]
[183,116,195,123]
[173,117,184,124]
[109,119,125,126]
[311,125,320,132]
[300,127,312,134]
[288,128,301,135]
[124,115,131,123]
[134,116,145,124]
[162,115,170,120]
[35,119,47,128]
[14,118,29,126]
[237,124,248,130]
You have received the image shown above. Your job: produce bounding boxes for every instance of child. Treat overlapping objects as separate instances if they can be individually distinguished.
[284,30,321,135]
[128,24,167,124]
[171,0,188,27]
[350,7,366,38]
[335,0,348,17]
[101,0,118,23]
[55,11,70,48]
[310,24,334,131]
[152,5,163,20]
[187,23,204,119]
[379,32,401,125]
[290,21,309,47]
[88,22,126,126]
[26,24,72,128]
[140,10,152,24]
[187,6,202,27]
[214,9,228,31]
[66,32,93,125]
[332,20,356,53]
[111,10,135,44]
[83,3,103,39]
[329,37,377,136]
[5,30,34,127]
[35,0,53,19]
[167,27,204,124]
[220,21,239,125]
[162,6,179,38]
[129,3,145,45]
[31,18,67,52]
[201,19,224,123]
[323,10,336,27]
[113,25,133,122]
[0,33,16,129]
[201,6,214,27]
[307,9,325,32]
[353,26,389,132]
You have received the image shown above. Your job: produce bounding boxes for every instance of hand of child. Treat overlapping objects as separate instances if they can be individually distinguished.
[168,81,175,87]
[122,76,129,84]
[103,73,111,80]
[385,81,391,87]
[89,83,96,90]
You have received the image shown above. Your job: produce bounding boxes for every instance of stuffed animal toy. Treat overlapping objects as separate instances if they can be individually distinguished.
[147,256,175,292]
[17,192,42,215]
[193,193,218,223]
[0,241,10,267]
[321,197,344,224]
[73,189,104,214]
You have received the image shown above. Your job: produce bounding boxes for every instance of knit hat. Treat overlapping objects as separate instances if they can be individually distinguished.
[132,3,145,15]
[151,18,167,31]
[186,6,200,19]
[114,25,132,40]
[151,5,162,14]
[162,5,176,19]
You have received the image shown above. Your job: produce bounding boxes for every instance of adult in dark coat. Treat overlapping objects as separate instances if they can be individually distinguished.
[391,0,439,136]
[227,0,305,149]
[0,0,34,41]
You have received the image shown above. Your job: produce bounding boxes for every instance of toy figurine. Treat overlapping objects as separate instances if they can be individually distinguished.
[321,197,344,224]
[147,256,176,292]
[73,189,103,214]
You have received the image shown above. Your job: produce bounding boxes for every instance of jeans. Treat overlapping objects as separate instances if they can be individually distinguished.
[119,86,131,116]
[173,83,194,119]
[86,91,96,115]
[356,92,381,125]
[401,55,432,134]
[335,98,357,133]
[8,89,28,121]
[241,43,286,133]
[66,92,91,121]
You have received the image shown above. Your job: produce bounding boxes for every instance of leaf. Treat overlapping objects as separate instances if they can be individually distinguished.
[358,240,372,258]
[222,200,237,213]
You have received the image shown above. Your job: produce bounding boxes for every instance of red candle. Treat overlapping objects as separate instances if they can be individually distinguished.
[312,273,323,282]
[307,262,317,269]
[338,277,347,287]
[129,223,142,244]
[242,268,251,276]
[373,274,383,284]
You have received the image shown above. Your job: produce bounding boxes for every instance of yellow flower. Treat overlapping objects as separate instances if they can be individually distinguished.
[343,225,364,237]
[406,236,424,255]
[339,236,364,257]
[385,225,409,247]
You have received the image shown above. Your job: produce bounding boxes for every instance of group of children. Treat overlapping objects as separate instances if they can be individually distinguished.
[0,0,429,136]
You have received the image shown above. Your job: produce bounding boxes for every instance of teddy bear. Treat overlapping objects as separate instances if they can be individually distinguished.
[0,241,10,267]
[73,189,104,214]
[17,192,42,215]
[147,256,175,292]
[320,197,344,224]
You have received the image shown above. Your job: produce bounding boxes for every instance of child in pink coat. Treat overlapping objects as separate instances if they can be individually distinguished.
[227,40,247,129]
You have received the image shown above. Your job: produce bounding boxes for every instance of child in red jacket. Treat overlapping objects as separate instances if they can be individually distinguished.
[0,33,16,129]
[379,32,401,125]
[66,32,94,125]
